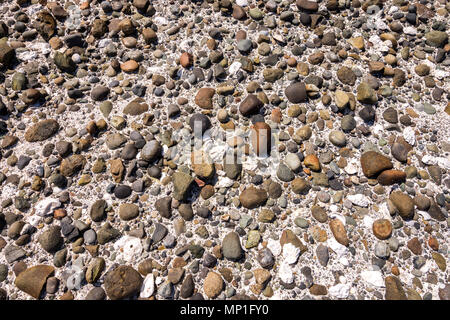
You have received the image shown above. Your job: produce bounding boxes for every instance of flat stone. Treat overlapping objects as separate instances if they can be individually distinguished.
[14,265,55,299]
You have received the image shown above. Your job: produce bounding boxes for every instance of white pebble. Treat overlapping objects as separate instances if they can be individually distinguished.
[235,0,248,6]
[140,274,155,298]
[267,238,282,256]
[403,126,415,146]
[279,262,294,284]
[328,238,348,257]
[329,284,350,299]
[282,243,300,265]
[403,26,417,36]
[113,236,143,262]
[229,61,242,75]
[347,194,370,207]
[361,270,385,287]
[35,198,61,217]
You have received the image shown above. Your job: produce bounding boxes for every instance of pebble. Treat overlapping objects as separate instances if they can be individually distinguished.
[0,0,446,302]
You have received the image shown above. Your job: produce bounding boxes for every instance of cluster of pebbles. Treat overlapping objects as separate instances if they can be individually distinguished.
[0,0,449,300]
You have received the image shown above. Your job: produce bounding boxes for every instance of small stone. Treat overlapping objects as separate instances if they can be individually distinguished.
[203,271,223,299]
[372,219,393,240]
[329,219,349,246]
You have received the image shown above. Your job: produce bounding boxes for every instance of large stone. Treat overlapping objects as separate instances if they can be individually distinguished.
[291,177,311,194]
[222,232,243,261]
[357,82,377,104]
[155,196,172,218]
[203,271,223,299]
[360,151,393,178]
[285,82,307,103]
[24,119,59,142]
[239,94,263,117]
[427,201,446,222]
[389,191,414,220]
[189,113,211,135]
[14,265,55,299]
[377,170,406,185]
[123,98,148,115]
[372,219,392,240]
[119,203,139,221]
[239,186,268,209]
[296,0,319,11]
[195,88,215,109]
[329,219,349,246]
[172,171,194,200]
[90,199,107,222]
[91,86,110,101]
[337,66,356,85]
[0,43,15,66]
[141,140,161,162]
[54,52,76,73]
[38,226,62,253]
[104,265,143,300]
[385,276,407,300]
[60,155,86,176]
[191,150,215,179]
[425,31,448,48]
[263,68,283,82]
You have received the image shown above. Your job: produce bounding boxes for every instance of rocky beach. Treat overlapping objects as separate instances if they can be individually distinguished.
[0,0,449,301]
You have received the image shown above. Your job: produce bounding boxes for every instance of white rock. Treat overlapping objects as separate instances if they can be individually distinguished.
[216,177,235,188]
[329,284,350,298]
[434,69,449,80]
[418,210,432,221]
[345,159,358,175]
[404,26,417,36]
[279,262,294,284]
[140,274,155,298]
[17,51,37,61]
[372,124,385,136]
[369,35,390,53]
[388,6,398,14]
[235,0,248,6]
[28,215,42,227]
[282,243,300,265]
[267,238,282,256]
[229,62,242,75]
[375,20,388,31]
[347,194,370,207]
[113,236,143,262]
[329,205,339,213]
[98,39,112,48]
[328,238,348,257]
[339,257,349,266]
[361,270,385,287]
[422,155,450,170]
[422,259,433,273]
[403,126,415,146]
[35,198,61,217]
[154,16,168,25]
[285,153,301,171]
